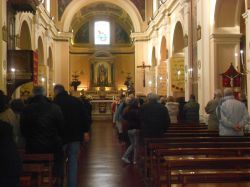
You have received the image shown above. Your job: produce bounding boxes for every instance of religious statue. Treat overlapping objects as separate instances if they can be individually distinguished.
[70,72,81,91]
[124,73,134,95]
[98,64,108,85]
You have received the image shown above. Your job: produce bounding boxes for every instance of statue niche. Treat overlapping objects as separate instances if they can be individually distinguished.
[97,63,108,85]
[90,51,114,88]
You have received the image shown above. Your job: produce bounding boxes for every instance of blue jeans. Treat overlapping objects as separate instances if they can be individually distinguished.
[64,142,80,187]
[122,129,139,163]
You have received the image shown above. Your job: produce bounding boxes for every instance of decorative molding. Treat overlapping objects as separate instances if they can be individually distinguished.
[184,34,188,47]
[2,25,7,42]
[197,25,201,41]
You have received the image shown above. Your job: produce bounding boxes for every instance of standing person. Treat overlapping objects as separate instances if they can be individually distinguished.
[205,89,222,131]
[114,94,126,142]
[0,120,22,187]
[121,99,140,164]
[183,94,200,124]
[165,96,179,123]
[80,95,92,131]
[139,93,170,140]
[53,84,90,187]
[217,88,249,136]
[10,99,25,148]
[20,86,64,186]
[111,96,120,126]
[176,97,186,123]
[239,92,248,109]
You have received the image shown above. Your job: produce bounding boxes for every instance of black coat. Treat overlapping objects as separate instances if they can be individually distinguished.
[0,120,21,186]
[139,101,170,138]
[54,92,89,144]
[20,95,63,153]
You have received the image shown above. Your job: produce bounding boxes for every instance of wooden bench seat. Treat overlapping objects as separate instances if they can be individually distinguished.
[152,148,250,185]
[20,153,54,187]
[160,157,250,187]
[143,140,250,182]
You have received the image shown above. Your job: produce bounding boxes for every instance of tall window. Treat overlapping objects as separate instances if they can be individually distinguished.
[94,21,110,45]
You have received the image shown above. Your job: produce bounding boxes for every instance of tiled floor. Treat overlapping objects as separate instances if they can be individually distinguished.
[78,120,144,187]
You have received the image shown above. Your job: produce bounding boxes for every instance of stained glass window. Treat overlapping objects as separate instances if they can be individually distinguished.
[94,21,110,45]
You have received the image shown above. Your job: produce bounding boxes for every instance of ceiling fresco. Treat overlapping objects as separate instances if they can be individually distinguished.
[57,0,145,20]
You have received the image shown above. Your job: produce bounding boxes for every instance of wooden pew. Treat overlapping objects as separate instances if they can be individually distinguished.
[143,138,250,182]
[163,132,219,137]
[20,153,54,187]
[162,157,250,187]
[166,129,215,133]
[153,147,250,186]
[167,126,207,130]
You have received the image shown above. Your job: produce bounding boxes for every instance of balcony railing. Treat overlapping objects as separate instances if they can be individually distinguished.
[9,0,41,14]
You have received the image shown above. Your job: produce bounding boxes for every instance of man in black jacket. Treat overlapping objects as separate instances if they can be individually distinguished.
[0,120,21,187]
[139,93,170,140]
[53,84,90,187]
[20,86,64,185]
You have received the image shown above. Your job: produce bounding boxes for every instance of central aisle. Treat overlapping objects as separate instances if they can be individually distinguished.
[78,120,144,187]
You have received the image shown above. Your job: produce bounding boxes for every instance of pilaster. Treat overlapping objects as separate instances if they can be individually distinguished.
[0,0,7,92]
[182,0,191,100]
[243,10,250,112]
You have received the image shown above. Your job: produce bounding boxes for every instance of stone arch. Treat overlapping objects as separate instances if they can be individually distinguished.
[214,0,245,28]
[172,21,184,54]
[152,47,157,66]
[48,47,53,69]
[38,37,44,65]
[170,21,185,98]
[48,47,54,96]
[61,0,143,32]
[160,36,167,61]
[20,21,31,50]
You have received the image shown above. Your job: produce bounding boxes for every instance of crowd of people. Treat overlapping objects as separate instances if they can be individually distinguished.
[0,85,91,187]
[112,88,249,165]
[1,85,249,186]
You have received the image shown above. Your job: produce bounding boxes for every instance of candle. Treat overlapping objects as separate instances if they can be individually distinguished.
[240,50,244,66]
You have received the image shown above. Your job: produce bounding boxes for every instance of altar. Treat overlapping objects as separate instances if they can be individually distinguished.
[91,99,113,120]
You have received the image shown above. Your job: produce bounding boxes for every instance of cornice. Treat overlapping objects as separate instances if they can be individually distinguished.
[37,4,72,41]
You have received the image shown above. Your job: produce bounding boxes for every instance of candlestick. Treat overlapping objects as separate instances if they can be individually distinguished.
[240,50,244,66]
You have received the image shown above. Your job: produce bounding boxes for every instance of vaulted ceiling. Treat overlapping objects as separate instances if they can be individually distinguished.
[70,2,134,39]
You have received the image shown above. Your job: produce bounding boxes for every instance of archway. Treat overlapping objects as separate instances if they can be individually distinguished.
[149,47,157,92]
[20,21,31,50]
[61,0,142,32]
[37,37,47,92]
[48,47,53,96]
[212,0,246,91]
[157,36,168,95]
[170,21,185,98]
[17,21,32,99]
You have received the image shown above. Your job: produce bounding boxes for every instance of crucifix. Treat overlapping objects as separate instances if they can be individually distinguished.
[137,61,151,87]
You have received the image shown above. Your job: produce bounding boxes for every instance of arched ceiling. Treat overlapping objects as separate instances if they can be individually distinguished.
[70,2,134,34]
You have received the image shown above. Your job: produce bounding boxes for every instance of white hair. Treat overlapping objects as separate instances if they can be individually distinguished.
[214,89,222,98]
[224,88,233,97]
[147,92,159,102]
